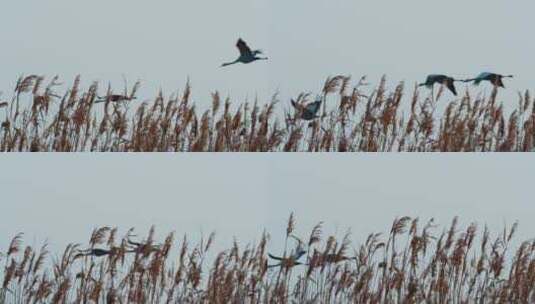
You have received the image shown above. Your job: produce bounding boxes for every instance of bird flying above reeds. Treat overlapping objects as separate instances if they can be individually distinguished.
[221,38,267,67]
[291,97,322,121]
[463,72,513,88]
[418,74,462,96]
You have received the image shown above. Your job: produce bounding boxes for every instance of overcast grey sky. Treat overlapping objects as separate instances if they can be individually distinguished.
[1,1,534,108]
[1,155,534,256]
[1,2,534,257]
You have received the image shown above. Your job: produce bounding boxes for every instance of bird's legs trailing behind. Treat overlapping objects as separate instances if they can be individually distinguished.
[221,59,240,67]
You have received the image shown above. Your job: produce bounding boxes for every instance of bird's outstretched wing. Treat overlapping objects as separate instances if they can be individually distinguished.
[290,235,304,246]
[268,253,283,261]
[473,72,490,85]
[446,81,457,96]
[426,75,437,84]
[236,39,253,57]
[494,77,505,88]
[306,101,322,115]
[290,99,300,109]
[128,239,142,247]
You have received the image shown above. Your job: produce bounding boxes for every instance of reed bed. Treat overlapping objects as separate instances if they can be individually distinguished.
[1,75,534,152]
[1,215,534,303]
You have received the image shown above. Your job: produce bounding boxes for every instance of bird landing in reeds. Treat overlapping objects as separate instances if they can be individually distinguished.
[463,72,513,88]
[268,235,307,269]
[221,38,268,67]
[126,237,161,255]
[291,96,322,121]
[418,74,462,96]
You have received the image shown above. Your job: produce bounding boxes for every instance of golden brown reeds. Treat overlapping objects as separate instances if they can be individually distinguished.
[0,75,534,152]
[1,216,534,303]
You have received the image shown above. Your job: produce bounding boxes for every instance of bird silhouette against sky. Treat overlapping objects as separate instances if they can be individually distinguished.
[464,72,513,88]
[418,74,462,96]
[221,38,267,67]
[291,97,322,121]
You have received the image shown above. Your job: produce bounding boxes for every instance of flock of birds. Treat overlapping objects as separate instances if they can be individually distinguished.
[418,73,514,97]
[220,38,515,121]
[94,38,514,122]
[74,237,161,260]
[72,233,350,270]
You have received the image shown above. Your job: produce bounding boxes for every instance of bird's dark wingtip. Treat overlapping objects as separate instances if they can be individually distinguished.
[268,253,282,260]
[290,99,297,108]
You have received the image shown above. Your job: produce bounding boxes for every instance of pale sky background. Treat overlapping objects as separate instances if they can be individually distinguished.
[1,2,534,257]
[1,155,534,257]
[1,1,534,110]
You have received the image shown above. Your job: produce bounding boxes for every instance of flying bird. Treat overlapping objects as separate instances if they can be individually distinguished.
[221,38,267,67]
[95,94,136,104]
[74,248,121,259]
[463,72,513,88]
[268,235,307,269]
[127,238,161,255]
[267,253,305,269]
[291,97,322,121]
[418,74,461,96]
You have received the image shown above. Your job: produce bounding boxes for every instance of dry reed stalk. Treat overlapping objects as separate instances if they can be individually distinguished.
[0,75,534,152]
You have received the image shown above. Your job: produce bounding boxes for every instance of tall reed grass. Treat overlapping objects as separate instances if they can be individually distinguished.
[1,215,534,303]
[1,75,534,152]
